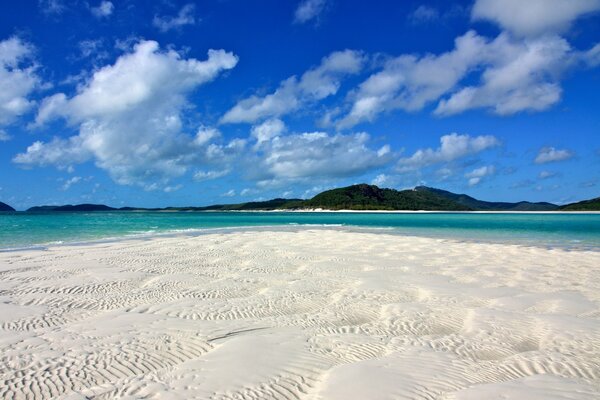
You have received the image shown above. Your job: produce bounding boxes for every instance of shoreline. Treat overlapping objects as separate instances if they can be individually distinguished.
[1,229,599,398]
[5,209,600,214]
[2,223,599,254]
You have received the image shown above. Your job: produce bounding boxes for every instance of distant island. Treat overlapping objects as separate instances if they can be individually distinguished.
[3,184,597,212]
[0,201,15,212]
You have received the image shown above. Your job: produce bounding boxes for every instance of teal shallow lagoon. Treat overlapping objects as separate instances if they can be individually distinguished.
[1,211,599,250]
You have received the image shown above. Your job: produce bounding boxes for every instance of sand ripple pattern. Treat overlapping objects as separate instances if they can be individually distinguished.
[1,229,599,399]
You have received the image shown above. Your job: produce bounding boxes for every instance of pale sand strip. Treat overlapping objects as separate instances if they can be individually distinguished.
[0,229,599,399]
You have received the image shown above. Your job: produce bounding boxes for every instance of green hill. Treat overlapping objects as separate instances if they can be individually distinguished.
[0,201,15,211]
[22,185,597,212]
[415,186,559,211]
[560,197,600,211]
[28,204,117,212]
[303,184,471,211]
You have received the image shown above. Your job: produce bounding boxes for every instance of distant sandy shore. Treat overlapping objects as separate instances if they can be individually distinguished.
[1,229,599,399]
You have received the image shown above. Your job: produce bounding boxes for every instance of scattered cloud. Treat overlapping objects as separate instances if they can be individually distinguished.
[472,0,600,37]
[294,0,327,24]
[338,30,581,127]
[153,3,196,32]
[193,169,230,181]
[0,37,41,126]
[408,5,439,24]
[580,179,597,188]
[0,129,11,141]
[371,174,389,187]
[465,165,495,186]
[221,49,365,124]
[251,118,286,148]
[222,189,236,197]
[39,0,65,15]
[534,146,574,164]
[164,184,182,193]
[435,34,572,116]
[397,133,500,172]
[249,131,392,187]
[539,170,557,179]
[90,1,113,18]
[61,176,82,190]
[15,41,239,189]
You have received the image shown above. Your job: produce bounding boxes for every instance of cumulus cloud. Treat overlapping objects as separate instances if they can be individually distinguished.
[534,146,574,164]
[465,165,495,186]
[472,0,600,37]
[249,131,392,186]
[90,1,113,18]
[397,133,500,172]
[15,40,239,188]
[338,30,582,127]
[153,4,196,32]
[251,118,286,147]
[435,34,571,116]
[338,32,486,128]
[0,37,40,126]
[294,0,327,24]
[221,49,365,124]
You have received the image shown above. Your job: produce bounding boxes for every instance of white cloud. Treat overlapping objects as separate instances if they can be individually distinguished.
[294,0,327,24]
[409,5,439,24]
[251,118,286,147]
[539,170,557,179]
[193,169,230,181]
[534,147,574,164]
[61,176,82,190]
[472,0,600,37]
[338,31,486,128]
[0,37,40,126]
[435,34,571,116]
[397,133,500,172]
[90,1,113,18]
[250,131,392,186]
[465,165,495,186]
[371,174,389,187]
[338,30,583,127]
[153,4,196,32]
[15,41,239,188]
[222,189,236,197]
[39,0,65,15]
[221,49,365,124]
[0,129,11,141]
[164,184,182,193]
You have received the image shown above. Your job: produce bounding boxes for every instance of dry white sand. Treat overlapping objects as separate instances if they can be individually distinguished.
[0,229,599,399]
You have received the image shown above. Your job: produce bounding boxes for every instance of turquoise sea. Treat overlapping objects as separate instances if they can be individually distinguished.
[1,211,599,250]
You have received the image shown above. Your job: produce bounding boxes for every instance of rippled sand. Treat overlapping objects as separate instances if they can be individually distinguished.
[1,229,599,399]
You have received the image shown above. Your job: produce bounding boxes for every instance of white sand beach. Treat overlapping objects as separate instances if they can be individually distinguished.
[1,229,599,399]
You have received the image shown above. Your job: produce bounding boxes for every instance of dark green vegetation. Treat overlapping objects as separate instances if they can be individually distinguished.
[304,184,470,211]
[560,197,600,211]
[0,201,15,212]
[28,204,116,212]
[414,186,559,211]
[19,184,599,212]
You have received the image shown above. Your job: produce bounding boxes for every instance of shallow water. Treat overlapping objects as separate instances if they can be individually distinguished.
[1,211,599,250]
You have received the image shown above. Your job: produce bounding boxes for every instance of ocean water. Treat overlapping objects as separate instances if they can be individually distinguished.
[1,211,599,250]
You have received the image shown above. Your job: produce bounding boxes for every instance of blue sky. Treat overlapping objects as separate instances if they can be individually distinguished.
[0,0,599,209]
